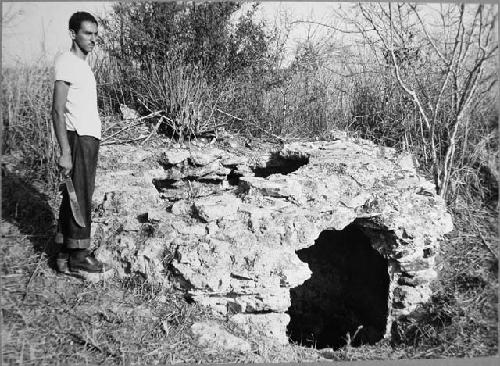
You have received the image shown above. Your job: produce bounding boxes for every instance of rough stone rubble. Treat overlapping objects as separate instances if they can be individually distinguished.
[91,134,453,346]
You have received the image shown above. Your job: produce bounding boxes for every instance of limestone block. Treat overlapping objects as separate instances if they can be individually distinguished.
[99,190,159,216]
[124,221,141,233]
[171,200,192,216]
[228,288,291,313]
[397,153,417,172]
[147,206,167,222]
[341,192,371,209]
[94,247,124,277]
[183,161,231,180]
[399,257,435,272]
[392,284,433,314]
[160,149,190,165]
[174,221,207,236]
[189,148,225,166]
[190,295,229,315]
[279,262,312,288]
[130,238,169,281]
[230,313,290,345]
[191,321,251,353]
[193,194,241,222]
[220,155,249,167]
[240,176,304,201]
[323,205,357,231]
[190,288,291,314]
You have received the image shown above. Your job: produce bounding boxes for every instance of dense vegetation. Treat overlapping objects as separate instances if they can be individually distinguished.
[1,2,497,363]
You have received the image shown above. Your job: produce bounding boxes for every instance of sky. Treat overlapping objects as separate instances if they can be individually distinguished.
[2,2,112,65]
[1,1,339,67]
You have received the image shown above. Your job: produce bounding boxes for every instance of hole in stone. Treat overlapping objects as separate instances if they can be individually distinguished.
[287,223,389,349]
[154,177,226,193]
[227,169,241,186]
[153,178,179,191]
[253,152,309,178]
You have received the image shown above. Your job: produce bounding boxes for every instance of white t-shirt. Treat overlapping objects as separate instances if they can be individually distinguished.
[54,51,101,139]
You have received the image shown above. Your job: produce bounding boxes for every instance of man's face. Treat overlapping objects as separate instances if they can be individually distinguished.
[71,21,98,54]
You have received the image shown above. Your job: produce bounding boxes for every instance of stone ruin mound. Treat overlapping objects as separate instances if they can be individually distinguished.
[91,133,453,349]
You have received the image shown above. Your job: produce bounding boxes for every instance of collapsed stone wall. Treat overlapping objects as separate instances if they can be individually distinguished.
[91,134,453,347]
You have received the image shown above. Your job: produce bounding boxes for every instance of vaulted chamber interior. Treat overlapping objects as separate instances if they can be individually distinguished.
[287,223,390,349]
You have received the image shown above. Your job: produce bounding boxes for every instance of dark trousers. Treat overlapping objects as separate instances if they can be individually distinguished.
[59,131,99,249]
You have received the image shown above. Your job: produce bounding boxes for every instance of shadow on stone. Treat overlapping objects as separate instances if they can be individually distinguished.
[2,170,58,268]
[287,223,389,349]
[152,178,178,191]
[253,152,309,178]
[226,169,241,186]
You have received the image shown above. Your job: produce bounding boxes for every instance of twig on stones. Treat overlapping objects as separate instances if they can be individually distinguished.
[141,116,166,146]
[347,174,364,186]
[102,120,122,135]
[101,136,149,146]
[101,111,163,143]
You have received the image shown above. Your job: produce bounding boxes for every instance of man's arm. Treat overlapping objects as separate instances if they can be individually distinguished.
[52,80,72,176]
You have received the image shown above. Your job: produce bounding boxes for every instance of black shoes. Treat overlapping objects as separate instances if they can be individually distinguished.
[56,250,112,274]
[70,251,112,273]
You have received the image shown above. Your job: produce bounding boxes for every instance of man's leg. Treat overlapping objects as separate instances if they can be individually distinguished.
[57,131,108,273]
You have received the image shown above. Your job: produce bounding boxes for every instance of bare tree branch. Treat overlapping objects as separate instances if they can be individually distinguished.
[410,4,447,64]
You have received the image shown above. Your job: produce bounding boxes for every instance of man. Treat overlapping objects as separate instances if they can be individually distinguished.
[52,11,109,274]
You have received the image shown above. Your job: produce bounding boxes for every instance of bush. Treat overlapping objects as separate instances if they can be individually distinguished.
[95,2,278,141]
[134,61,216,139]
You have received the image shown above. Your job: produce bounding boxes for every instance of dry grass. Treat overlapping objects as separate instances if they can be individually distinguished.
[1,60,59,190]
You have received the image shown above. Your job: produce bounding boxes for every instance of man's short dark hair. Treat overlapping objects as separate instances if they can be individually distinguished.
[69,11,98,32]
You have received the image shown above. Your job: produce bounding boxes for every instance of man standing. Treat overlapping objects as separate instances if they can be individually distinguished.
[52,12,109,274]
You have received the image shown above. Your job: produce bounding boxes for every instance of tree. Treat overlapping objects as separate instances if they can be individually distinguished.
[96,1,275,139]
[99,2,272,84]
[334,3,498,199]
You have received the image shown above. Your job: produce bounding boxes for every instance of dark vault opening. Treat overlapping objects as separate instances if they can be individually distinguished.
[287,223,389,349]
[253,152,309,178]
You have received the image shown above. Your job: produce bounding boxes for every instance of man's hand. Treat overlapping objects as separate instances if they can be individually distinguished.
[58,153,73,177]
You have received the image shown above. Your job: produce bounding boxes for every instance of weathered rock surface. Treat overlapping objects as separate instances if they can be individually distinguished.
[230,313,290,345]
[91,133,453,346]
[191,321,251,353]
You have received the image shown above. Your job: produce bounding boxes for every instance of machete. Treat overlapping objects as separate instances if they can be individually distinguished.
[64,177,86,228]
